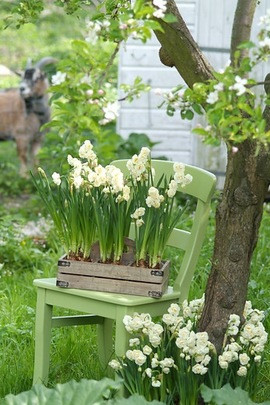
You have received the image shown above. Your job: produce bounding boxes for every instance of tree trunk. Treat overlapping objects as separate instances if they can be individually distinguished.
[153,0,270,351]
[199,142,269,351]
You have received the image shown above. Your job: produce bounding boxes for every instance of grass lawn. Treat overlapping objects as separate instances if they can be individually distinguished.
[0,140,269,401]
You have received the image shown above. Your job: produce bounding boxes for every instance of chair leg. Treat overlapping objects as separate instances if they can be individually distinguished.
[115,309,130,358]
[97,318,114,369]
[33,288,53,385]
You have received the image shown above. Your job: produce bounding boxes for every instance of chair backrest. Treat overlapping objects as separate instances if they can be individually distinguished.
[111,159,216,299]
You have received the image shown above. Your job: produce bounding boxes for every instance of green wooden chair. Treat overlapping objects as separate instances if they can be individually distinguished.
[32,160,216,385]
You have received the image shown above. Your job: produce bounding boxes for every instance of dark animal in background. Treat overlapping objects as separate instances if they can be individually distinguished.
[0,57,57,177]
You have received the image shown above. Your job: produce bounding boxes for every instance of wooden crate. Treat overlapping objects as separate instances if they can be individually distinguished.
[56,258,170,298]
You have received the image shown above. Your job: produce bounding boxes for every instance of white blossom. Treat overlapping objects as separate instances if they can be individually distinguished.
[52,172,61,186]
[206,91,219,104]
[103,101,120,122]
[229,75,247,96]
[108,359,122,370]
[237,366,247,377]
[51,71,66,86]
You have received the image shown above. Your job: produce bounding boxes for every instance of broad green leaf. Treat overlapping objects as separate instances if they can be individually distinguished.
[201,384,270,405]
[2,378,122,405]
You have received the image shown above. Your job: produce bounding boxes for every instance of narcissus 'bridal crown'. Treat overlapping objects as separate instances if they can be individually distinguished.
[109,296,268,405]
[33,140,192,268]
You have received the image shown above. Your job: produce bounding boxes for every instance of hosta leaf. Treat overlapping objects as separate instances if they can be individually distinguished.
[201,384,270,405]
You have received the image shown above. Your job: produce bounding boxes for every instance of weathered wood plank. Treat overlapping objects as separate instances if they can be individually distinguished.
[58,258,170,284]
[56,273,169,298]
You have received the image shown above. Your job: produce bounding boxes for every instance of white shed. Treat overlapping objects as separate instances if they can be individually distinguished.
[117,1,270,184]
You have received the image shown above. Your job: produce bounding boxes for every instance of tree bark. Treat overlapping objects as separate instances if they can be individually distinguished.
[154,0,270,352]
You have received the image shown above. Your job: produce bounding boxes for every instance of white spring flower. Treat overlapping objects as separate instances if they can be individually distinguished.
[51,71,66,86]
[73,175,83,189]
[132,350,147,366]
[122,185,130,201]
[237,366,247,377]
[151,357,159,368]
[162,313,177,326]
[151,378,161,388]
[168,303,180,316]
[129,338,140,347]
[79,140,97,162]
[131,207,145,219]
[103,101,120,122]
[146,187,164,208]
[136,219,144,227]
[192,363,208,375]
[145,368,152,377]
[259,37,270,48]
[167,179,178,198]
[206,91,219,104]
[254,355,262,363]
[143,345,152,355]
[229,314,241,327]
[239,353,250,366]
[229,75,247,96]
[108,359,122,370]
[126,350,134,360]
[218,357,229,369]
[52,172,61,186]
[160,358,175,370]
[149,332,162,347]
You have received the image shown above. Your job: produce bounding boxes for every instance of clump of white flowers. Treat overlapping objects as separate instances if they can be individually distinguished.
[126,146,151,182]
[34,143,191,267]
[109,296,268,404]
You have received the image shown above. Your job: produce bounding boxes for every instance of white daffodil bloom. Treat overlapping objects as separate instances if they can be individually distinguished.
[52,172,61,186]
[237,366,247,377]
[108,359,122,370]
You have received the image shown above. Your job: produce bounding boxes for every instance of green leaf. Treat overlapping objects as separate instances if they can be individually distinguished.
[2,378,122,405]
[237,41,255,50]
[201,384,270,405]
[162,13,177,23]
[112,394,164,404]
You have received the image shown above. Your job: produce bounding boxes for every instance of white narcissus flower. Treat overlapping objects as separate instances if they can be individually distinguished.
[192,363,208,375]
[143,345,152,355]
[129,338,140,347]
[239,353,250,366]
[51,71,66,86]
[108,359,122,370]
[136,219,144,227]
[132,350,147,366]
[131,207,145,219]
[151,378,161,387]
[73,176,83,189]
[237,366,247,377]
[145,368,152,377]
[79,140,97,162]
[52,172,61,186]
[122,185,130,201]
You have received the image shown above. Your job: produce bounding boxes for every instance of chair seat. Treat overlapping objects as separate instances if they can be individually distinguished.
[34,278,180,307]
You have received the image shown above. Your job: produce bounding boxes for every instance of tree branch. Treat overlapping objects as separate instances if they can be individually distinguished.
[153,0,214,88]
[230,0,257,66]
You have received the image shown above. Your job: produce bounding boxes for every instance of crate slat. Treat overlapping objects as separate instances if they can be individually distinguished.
[56,273,169,298]
[58,258,169,284]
